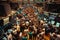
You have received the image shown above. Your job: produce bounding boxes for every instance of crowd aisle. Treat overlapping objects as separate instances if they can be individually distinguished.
[2,4,60,40]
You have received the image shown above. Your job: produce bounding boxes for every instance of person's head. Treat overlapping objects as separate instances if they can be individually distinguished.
[40,20,44,25]
[20,20,25,26]
[38,7,44,13]
[29,26,33,32]
[53,34,57,38]
[25,21,29,26]
[48,24,52,28]
[45,27,50,35]
[7,32,10,36]
[22,31,27,37]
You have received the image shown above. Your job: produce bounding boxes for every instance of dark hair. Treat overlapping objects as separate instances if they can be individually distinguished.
[48,24,52,28]
[29,26,34,31]
[7,33,10,35]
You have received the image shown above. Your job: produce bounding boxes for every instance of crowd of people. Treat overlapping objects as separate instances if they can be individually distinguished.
[2,4,60,40]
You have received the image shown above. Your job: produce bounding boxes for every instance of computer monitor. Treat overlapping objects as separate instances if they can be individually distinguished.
[51,21,55,25]
[44,18,46,20]
[56,22,60,27]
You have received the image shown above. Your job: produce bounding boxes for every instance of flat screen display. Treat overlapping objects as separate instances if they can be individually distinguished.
[56,22,60,27]
[51,21,55,25]
[44,18,46,20]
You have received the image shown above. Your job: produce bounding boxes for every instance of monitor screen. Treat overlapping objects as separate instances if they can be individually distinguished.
[51,21,55,25]
[44,18,46,20]
[56,22,60,27]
